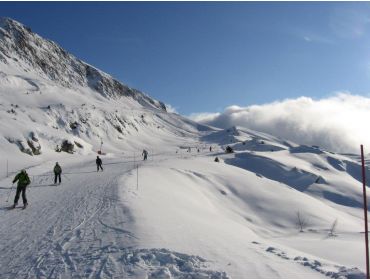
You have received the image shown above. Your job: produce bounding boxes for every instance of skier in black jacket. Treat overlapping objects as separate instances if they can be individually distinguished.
[12,169,31,209]
[142,149,148,161]
[96,156,103,172]
[54,162,62,184]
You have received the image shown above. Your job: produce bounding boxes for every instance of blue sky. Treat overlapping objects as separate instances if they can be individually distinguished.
[2,2,370,115]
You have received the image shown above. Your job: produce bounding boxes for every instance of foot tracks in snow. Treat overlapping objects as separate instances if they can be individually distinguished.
[251,241,364,279]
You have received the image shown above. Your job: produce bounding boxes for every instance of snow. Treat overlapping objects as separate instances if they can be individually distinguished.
[1,144,367,278]
[0,17,369,279]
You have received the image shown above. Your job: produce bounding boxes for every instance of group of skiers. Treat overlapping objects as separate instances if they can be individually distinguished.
[10,150,150,209]
[11,162,62,209]
[9,146,217,209]
[8,145,218,209]
[187,146,213,153]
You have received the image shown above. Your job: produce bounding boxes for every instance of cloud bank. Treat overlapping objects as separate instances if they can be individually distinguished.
[190,93,370,153]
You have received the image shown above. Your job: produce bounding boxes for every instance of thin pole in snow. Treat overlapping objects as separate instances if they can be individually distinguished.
[6,159,8,178]
[136,164,139,191]
[361,144,370,279]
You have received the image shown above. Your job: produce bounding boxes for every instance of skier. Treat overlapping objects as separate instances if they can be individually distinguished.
[96,156,103,172]
[12,169,31,209]
[209,146,212,152]
[142,149,148,161]
[225,146,234,153]
[53,162,62,185]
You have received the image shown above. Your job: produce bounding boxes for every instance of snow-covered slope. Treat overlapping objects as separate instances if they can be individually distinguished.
[0,17,368,279]
[121,127,369,278]
[0,17,210,172]
[0,127,368,278]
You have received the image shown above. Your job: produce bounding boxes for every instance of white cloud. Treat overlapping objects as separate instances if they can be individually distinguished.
[190,93,370,153]
[188,112,220,123]
[165,103,178,114]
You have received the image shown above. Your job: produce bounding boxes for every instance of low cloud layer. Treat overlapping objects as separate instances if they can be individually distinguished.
[190,93,370,153]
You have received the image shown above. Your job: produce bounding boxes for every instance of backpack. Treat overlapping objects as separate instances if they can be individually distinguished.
[54,164,62,174]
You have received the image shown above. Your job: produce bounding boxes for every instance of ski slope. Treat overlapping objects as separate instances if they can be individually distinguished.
[0,152,226,278]
[0,132,367,278]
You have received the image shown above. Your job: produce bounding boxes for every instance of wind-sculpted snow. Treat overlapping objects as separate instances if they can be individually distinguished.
[225,152,320,192]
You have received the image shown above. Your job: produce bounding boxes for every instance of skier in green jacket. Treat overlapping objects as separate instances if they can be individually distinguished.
[12,169,31,209]
[54,162,62,184]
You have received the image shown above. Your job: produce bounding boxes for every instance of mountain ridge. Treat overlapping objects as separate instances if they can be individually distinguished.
[0,17,207,160]
[0,17,166,111]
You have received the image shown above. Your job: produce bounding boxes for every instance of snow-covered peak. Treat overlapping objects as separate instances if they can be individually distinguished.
[0,17,31,34]
[0,17,166,111]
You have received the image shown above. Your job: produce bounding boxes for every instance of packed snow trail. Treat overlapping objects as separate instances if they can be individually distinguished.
[0,155,229,278]
[0,159,138,278]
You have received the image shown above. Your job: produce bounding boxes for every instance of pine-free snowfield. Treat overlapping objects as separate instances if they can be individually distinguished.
[0,147,366,278]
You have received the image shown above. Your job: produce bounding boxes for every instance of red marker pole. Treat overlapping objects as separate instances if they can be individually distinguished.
[361,144,369,279]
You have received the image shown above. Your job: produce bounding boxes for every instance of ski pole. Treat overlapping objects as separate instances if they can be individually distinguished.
[6,183,14,202]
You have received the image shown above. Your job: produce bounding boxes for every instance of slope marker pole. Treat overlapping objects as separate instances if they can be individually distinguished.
[361,144,369,279]
[136,164,139,191]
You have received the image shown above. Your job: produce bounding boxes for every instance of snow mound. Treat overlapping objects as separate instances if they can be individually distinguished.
[225,152,321,192]
[121,248,228,279]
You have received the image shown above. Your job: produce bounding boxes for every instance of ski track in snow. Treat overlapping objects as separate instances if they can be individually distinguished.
[0,165,134,278]
[0,156,227,278]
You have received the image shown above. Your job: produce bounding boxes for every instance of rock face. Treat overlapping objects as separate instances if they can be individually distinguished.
[0,17,166,111]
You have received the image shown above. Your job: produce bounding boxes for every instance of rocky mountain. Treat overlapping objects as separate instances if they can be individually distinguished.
[0,17,166,110]
[0,17,205,160]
